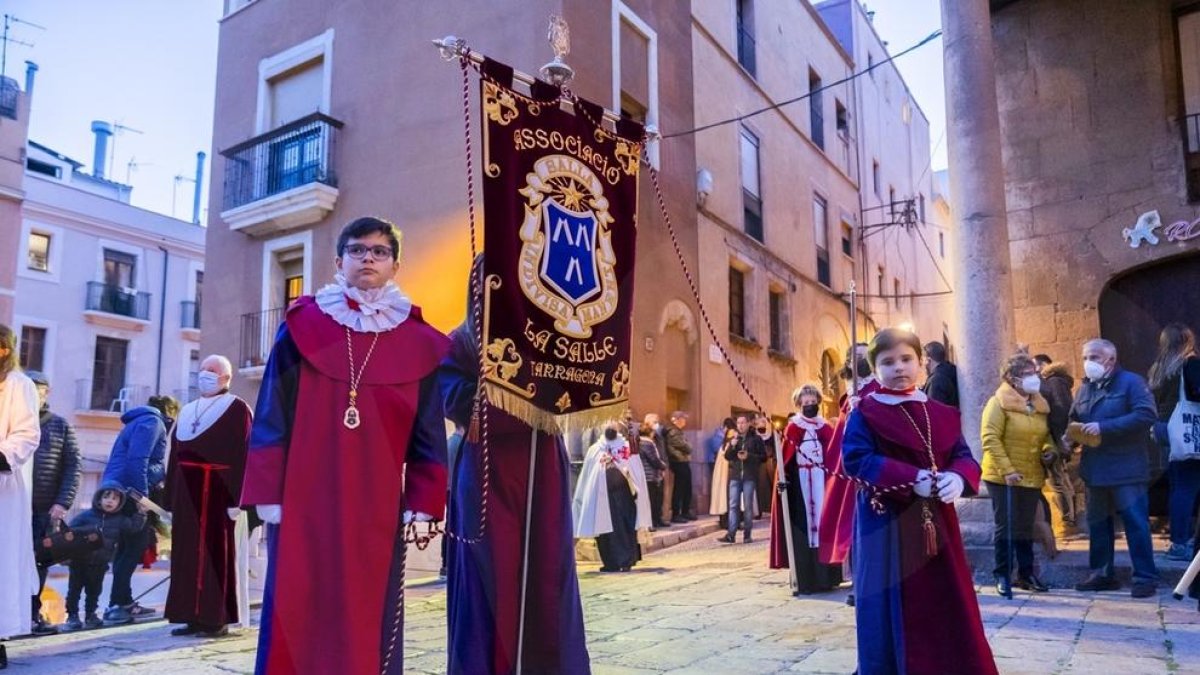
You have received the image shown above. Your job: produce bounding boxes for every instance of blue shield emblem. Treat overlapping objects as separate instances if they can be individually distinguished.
[540,198,601,306]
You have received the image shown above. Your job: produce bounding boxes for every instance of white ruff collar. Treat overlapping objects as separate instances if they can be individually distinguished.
[790,414,826,430]
[870,389,929,406]
[855,375,877,393]
[315,274,412,333]
[176,393,240,441]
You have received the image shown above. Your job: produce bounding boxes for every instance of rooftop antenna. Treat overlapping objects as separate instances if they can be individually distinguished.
[173,173,195,220]
[125,156,153,185]
[1,14,43,80]
[109,121,144,181]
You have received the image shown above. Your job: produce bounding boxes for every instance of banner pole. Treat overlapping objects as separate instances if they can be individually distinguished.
[849,280,859,396]
[515,426,538,675]
[773,429,799,594]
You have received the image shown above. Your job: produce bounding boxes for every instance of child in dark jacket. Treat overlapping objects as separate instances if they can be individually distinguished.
[62,481,146,630]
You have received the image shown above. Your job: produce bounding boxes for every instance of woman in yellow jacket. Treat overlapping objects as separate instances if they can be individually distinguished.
[981,351,1052,597]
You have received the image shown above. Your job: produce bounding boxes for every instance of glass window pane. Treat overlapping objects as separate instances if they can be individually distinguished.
[27,233,50,271]
[740,129,760,197]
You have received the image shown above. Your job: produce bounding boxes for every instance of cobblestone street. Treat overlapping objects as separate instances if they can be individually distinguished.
[7,519,1200,674]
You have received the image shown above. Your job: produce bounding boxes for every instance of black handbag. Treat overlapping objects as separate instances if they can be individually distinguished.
[35,524,103,566]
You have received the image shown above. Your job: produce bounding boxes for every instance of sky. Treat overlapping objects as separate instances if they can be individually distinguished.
[3,0,946,221]
[4,0,221,222]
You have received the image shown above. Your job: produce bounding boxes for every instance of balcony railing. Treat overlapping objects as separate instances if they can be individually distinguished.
[86,282,150,320]
[221,112,343,212]
[181,300,201,329]
[76,379,150,413]
[0,77,17,120]
[240,307,286,370]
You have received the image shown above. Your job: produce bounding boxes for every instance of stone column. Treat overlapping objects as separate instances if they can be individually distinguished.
[940,0,1015,460]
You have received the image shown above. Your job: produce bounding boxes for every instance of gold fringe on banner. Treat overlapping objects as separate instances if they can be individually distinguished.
[483,382,628,436]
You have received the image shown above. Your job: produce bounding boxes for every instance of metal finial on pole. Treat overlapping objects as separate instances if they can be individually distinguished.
[539,15,574,86]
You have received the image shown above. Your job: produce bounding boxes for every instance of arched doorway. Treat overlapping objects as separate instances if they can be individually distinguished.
[1099,251,1200,518]
[1099,252,1200,377]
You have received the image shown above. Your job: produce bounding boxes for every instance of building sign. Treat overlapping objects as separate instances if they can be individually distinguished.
[1124,210,1200,248]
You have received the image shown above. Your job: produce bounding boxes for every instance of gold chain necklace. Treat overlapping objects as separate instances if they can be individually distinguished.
[897,401,941,557]
[343,327,380,430]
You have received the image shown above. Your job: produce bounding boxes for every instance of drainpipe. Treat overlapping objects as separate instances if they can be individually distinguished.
[192,151,206,224]
[155,245,169,395]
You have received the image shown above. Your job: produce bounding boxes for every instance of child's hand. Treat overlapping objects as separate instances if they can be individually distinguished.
[913,470,934,497]
[936,472,965,503]
[1004,472,1023,486]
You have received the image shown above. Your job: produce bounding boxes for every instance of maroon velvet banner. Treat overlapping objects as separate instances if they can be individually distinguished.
[479,58,643,432]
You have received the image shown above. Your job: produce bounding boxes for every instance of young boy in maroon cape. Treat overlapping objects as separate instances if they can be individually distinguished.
[842,328,996,675]
[241,217,450,675]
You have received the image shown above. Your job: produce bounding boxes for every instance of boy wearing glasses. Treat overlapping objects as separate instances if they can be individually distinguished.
[241,217,450,675]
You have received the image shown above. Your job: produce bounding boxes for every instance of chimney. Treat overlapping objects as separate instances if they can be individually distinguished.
[91,120,113,180]
[24,61,37,99]
[192,151,206,224]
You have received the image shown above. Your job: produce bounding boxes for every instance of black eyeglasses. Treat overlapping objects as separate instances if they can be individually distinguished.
[343,244,394,261]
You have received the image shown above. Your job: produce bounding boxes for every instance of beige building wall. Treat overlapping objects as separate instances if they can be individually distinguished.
[205,0,699,446]
[0,79,31,326]
[992,0,1200,379]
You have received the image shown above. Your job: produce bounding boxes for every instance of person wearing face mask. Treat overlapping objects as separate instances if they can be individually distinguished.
[755,415,777,518]
[770,385,842,595]
[163,355,252,638]
[980,351,1053,597]
[1068,338,1159,598]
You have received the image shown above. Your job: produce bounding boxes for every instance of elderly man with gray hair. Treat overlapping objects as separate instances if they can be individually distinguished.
[1067,339,1159,598]
[164,354,254,637]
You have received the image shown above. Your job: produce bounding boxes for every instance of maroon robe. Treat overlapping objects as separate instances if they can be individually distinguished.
[819,378,882,564]
[241,296,450,675]
[770,420,835,569]
[164,397,252,627]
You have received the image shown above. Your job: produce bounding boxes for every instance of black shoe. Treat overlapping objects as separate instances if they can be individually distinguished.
[63,615,82,631]
[598,565,619,573]
[670,516,687,524]
[171,624,201,637]
[716,534,735,543]
[196,626,230,638]
[743,535,753,543]
[845,593,856,607]
[1130,582,1158,599]
[995,575,1013,598]
[684,514,698,521]
[84,614,103,630]
[31,616,58,636]
[128,602,155,618]
[654,521,671,528]
[1015,575,1050,593]
[1075,574,1120,592]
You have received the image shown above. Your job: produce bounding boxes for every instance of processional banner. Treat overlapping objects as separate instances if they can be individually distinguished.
[478,58,643,433]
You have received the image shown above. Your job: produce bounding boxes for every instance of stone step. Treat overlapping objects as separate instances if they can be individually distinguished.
[575,516,723,561]
[964,537,1194,589]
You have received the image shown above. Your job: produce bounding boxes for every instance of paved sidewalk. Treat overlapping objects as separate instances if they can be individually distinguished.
[7,520,1198,674]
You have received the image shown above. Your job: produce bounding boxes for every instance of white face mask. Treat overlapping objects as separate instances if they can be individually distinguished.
[197,371,223,396]
[1020,375,1042,395]
[1083,360,1107,382]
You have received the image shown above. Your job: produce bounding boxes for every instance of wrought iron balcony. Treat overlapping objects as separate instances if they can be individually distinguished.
[181,300,201,330]
[85,282,150,321]
[220,113,343,235]
[240,307,286,373]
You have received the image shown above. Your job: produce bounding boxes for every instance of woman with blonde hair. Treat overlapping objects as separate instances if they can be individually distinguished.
[0,324,42,669]
[1147,323,1200,561]
[981,350,1052,596]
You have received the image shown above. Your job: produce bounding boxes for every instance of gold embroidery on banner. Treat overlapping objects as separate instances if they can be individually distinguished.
[614,141,641,176]
[517,155,620,339]
[481,274,536,400]
[484,82,519,126]
[589,361,629,406]
[556,391,572,412]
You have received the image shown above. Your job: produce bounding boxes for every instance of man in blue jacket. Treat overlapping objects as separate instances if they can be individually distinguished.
[1069,339,1159,598]
[100,399,170,623]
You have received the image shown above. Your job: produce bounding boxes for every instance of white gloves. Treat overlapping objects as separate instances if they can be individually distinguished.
[936,471,965,503]
[914,470,934,498]
[227,507,241,521]
[257,504,282,524]
[403,510,434,525]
